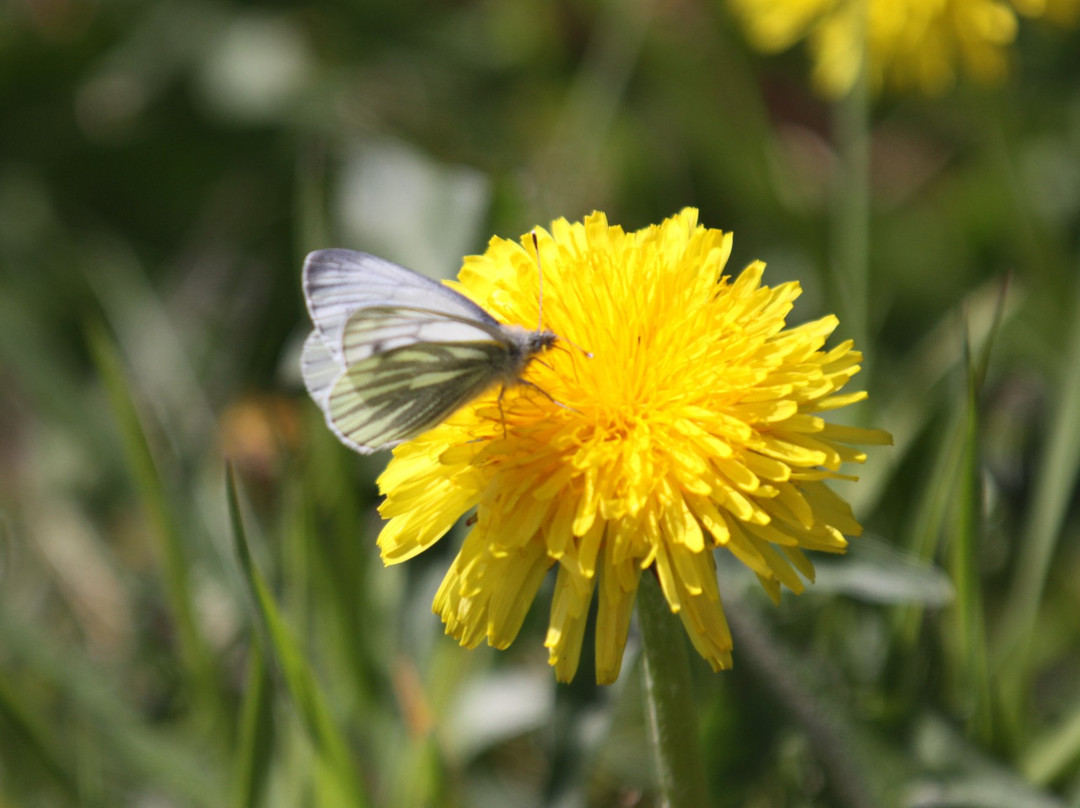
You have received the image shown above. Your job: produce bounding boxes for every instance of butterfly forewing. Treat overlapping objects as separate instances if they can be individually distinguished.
[327,340,512,451]
[304,250,497,362]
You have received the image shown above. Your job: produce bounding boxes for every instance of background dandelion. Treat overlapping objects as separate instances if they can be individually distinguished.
[2,0,1080,806]
[729,0,1080,96]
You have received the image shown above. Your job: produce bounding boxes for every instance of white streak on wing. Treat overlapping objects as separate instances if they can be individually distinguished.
[302,249,495,362]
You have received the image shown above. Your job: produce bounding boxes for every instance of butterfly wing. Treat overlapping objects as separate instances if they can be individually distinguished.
[301,248,548,453]
[303,249,498,364]
[326,336,512,452]
[300,331,341,408]
[313,304,525,452]
[339,305,510,361]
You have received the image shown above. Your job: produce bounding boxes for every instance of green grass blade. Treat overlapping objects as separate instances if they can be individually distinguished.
[296,423,380,700]
[0,608,220,806]
[0,295,115,464]
[892,404,966,650]
[232,640,277,808]
[0,668,79,802]
[85,320,220,714]
[947,325,992,742]
[995,276,1080,716]
[1023,696,1080,786]
[850,277,1020,515]
[226,465,368,807]
[948,287,1007,742]
[893,291,1005,736]
[830,31,870,363]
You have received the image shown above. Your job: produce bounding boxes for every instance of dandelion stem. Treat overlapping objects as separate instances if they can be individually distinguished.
[637,573,712,808]
[831,5,871,362]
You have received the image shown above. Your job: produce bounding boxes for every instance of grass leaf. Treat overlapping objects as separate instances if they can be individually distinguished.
[226,464,369,807]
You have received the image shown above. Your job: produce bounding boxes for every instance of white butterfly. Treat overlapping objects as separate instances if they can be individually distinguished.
[301,248,558,453]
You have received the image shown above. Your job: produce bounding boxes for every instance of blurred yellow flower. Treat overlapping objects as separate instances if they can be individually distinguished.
[376,210,891,683]
[729,0,1078,96]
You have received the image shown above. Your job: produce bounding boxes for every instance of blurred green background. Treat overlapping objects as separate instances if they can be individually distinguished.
[2,0,1080,806]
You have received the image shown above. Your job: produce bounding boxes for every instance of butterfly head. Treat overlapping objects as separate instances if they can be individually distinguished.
[503,324,558,366]
[529,327,559,356]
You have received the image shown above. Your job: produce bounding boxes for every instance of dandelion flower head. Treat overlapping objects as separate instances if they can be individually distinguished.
[728,0,1078,97]
[376,209,891,684]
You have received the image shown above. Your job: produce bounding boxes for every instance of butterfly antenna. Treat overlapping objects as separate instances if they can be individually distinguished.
[559,335,593,359]
[531,229,544,333]
[532,230,594,359]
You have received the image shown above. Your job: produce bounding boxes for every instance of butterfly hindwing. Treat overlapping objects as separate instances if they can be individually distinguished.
[300,331,341,407]
[327,338,511,451]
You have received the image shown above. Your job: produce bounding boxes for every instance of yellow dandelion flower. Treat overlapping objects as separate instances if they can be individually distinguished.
[376,209,891,684]
[729,0,1079,97]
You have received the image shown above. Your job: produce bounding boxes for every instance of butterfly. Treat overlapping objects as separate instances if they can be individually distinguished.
[301,248,559,453]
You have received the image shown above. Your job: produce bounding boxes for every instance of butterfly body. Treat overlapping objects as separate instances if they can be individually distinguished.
[302,249,557,453]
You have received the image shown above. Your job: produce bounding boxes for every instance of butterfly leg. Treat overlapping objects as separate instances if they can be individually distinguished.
[519,379,579,413]
[497,385,509,439]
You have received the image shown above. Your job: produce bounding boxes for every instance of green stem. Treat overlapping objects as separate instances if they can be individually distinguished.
[831,11,871,362]
[637,573,712,808]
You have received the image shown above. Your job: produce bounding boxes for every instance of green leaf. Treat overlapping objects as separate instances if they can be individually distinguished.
[811,537,954,606]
